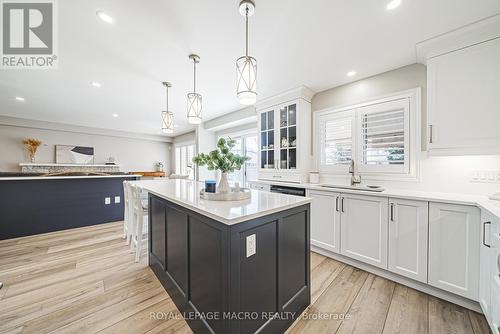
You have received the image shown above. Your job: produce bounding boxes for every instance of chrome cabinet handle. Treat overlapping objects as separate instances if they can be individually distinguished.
[429,125,433,144]
[335,197,339,212]
[483,221,491,248]
[341,197,345,213]
[390,203,395,222]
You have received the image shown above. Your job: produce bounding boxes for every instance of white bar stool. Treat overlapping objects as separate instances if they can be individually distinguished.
[130,184,148,262]
[122,181,134,245]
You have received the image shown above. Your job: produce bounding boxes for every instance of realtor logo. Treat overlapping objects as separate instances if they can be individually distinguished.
[1,0,58,69]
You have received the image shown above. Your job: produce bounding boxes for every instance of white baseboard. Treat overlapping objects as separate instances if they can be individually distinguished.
[311,245,482,313]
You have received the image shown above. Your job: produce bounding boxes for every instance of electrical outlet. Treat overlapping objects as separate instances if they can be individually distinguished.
[246,234,256,258]
[105,197,111,205]
[471,170,500,183]
[114,196,120,204]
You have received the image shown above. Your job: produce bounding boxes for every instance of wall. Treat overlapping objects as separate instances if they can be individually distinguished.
[311,63,500,195]
[0,123,172,173]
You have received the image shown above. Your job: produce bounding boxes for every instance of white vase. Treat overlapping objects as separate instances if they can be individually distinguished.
[218,172,230,193]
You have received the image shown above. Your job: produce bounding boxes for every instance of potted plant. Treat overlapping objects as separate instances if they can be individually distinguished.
[192,138,250,193]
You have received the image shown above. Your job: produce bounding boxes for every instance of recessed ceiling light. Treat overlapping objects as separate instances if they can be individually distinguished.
[112,113,119,118]
[386,0,401,10]
[347,71,357,77]
[96,11,114,23]
[91,81,101,88]
[15,96,25,101]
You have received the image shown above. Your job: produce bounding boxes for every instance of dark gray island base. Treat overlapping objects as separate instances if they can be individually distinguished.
[148,193,311,334]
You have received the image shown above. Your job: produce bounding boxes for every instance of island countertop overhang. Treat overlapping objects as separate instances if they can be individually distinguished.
[134,179,311,225]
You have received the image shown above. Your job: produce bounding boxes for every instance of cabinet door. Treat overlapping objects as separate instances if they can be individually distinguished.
[428,203,480,300]
[277,102,298,170]
[309,190,341,253]
[259,109,275,170]
[388,198,428,283]
[427,38,500,150]
[479,210,493,319]
[149,196,166,269]
[340,194,388,269]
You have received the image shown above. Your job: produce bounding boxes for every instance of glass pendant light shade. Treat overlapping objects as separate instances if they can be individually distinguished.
[237,0,257,105]
[187,92,202,124]
[161,110,174,134]
[236,55,257,105]
[187,54,202,124]
[161,81,174,134]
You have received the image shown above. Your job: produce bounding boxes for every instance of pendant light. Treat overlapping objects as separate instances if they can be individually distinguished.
[187,54,202,124]
[236,0,257,105]
[161,81,174,134]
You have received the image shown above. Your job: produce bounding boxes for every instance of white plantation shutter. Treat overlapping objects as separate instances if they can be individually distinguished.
[318,110,354,170]
[357,98,410,173]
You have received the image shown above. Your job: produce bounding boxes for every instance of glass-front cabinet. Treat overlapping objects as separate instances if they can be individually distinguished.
[257,87,313,183]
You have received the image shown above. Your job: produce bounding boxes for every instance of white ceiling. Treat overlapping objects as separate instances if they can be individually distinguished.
[1,0,499,136]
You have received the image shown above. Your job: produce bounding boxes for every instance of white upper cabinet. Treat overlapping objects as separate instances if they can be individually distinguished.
[257,87,314,183]
[418,15,500,153]
[309,190,341,253]
[340,193,388,269]
[388,198,428,283]
[428,202,480,300]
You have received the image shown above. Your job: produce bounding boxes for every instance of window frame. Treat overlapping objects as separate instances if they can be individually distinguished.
[314,88,421,181]
[173,141,196,180]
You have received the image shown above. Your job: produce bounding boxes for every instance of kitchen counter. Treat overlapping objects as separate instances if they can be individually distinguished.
[0,174,142,181]
[249,180,500,219]
[135,179,311,225]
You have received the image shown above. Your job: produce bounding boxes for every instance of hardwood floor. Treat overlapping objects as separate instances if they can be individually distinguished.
[0,222,490,334]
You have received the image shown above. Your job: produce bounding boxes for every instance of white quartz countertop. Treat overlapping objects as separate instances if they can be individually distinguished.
[134,179,312,225]
[250,180,500,219]
[0,174,141,181]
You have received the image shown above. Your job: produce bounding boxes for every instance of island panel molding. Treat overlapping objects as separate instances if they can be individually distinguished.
[148,193,311,334]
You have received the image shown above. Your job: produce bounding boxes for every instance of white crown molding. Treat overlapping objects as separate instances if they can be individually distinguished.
[416,14,500,64]
[0,116,173,143]
[255,85,315,111]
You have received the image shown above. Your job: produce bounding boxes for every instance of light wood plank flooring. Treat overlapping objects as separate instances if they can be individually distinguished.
[0,222,490,334]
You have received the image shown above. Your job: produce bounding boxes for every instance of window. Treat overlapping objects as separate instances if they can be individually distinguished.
[317,93,417,177]
[219,133,258,187]
[174,143,195,179]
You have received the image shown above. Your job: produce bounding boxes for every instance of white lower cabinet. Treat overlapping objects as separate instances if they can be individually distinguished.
[428,202,480,300]
[388,198,428,283]
[479,210,494,322]
[309,190,341,253]
[340,194,389,269]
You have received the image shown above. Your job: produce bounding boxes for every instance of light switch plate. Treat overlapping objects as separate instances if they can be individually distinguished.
[114,196,120,204]
[105,197,111,205]
[246,234,256,258]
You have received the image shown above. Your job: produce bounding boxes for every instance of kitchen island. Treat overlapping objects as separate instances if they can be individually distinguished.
[137,179,311,334]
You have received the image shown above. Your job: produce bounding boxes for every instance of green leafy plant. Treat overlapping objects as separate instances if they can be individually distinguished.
[192,137,250,173]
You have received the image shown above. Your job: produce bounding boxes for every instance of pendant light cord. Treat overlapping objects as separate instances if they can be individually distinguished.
[166,85,169,110]
[193,59,197,93]
[245,6,249,57]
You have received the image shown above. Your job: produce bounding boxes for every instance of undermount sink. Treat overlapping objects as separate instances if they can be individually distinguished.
[319,184,385,192]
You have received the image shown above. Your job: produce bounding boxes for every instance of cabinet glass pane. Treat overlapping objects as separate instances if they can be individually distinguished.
[289,148,296,169]
[280,149,288,169]
[280,106,287,127]
[268,150,274,168]
[280,128,288,148]
[260,113,267,131]
[268,110,274,129]
[289,126,296,147]
[260,150,267,168]
[267,130,274,149]
[288,104,296,125]
[260,131,267,150]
